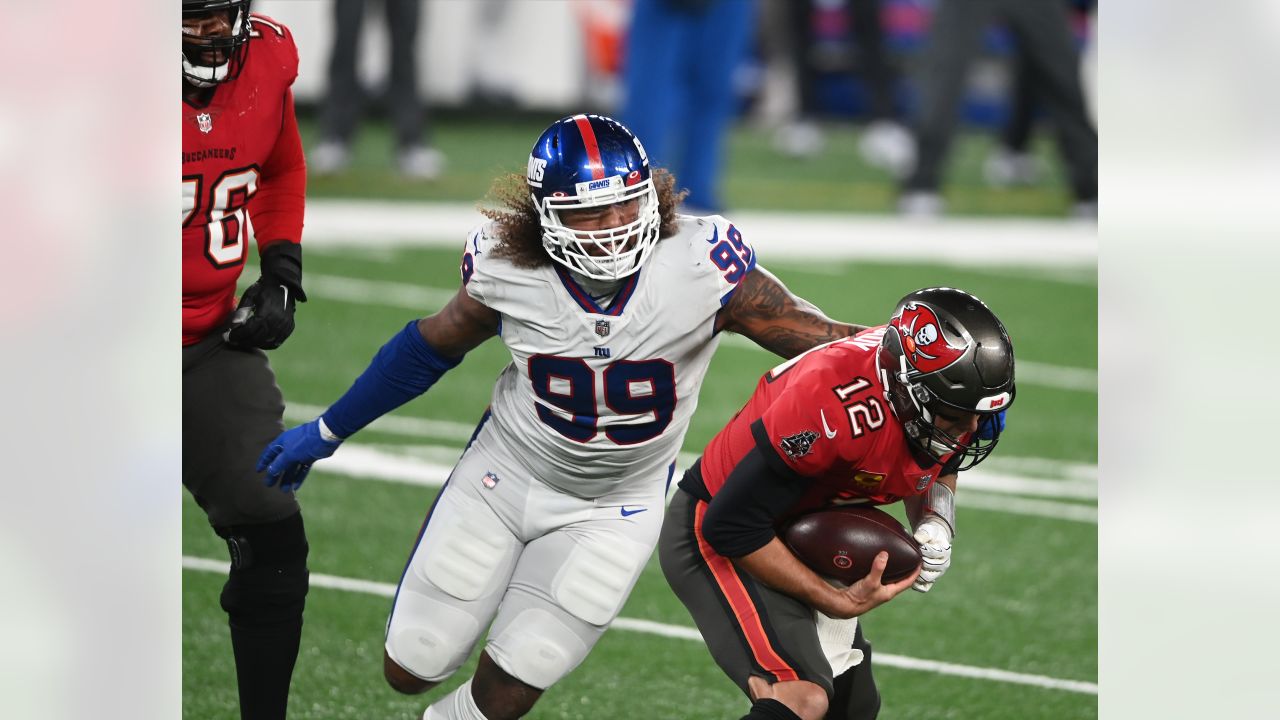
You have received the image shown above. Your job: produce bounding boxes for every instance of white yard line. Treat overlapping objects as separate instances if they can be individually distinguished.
[271,436,1096,523]
[715,333,1097,393]
[181,556,1096,695]
[299,276,1097,393]
[302,200,1098,268]
[284,403,1097,485]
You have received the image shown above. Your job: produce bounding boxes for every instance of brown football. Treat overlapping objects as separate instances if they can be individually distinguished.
[782,506,922,585]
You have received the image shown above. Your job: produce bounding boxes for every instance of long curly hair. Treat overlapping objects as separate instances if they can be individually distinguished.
[479,168,687,269]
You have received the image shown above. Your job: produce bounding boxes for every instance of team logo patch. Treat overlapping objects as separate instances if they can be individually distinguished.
[916,474,934,491]
[890,301,968,374]
[196,112,213,134]
[482,471,500,489]
[595,319,611,338]
[779,430,818,459]
[852,471,884,490]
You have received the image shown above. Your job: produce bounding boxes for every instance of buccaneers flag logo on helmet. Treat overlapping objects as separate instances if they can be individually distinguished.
[890,301,968,374]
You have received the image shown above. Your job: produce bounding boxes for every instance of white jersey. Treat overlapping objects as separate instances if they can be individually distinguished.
[461,214,757,498]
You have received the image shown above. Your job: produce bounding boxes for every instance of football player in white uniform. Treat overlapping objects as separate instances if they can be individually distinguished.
[259,114,868,720]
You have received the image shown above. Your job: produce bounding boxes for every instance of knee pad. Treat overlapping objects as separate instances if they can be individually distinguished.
[486,608,589,690]
[386,591,484,682]
[218,512,309,628]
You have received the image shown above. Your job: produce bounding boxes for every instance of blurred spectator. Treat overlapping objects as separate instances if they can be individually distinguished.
[620,0,758,214]
[766,0,915,176]
[309,0,444,180]
[899,0,1097,218]
[983,46,1046,187]
[983,0,1096,191]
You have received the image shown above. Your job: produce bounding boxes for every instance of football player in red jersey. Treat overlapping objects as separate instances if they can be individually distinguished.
[181,2,309,718]
[659,287,1015,720]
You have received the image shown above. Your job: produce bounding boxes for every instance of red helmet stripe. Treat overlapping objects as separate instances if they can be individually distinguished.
[572,114,606,180]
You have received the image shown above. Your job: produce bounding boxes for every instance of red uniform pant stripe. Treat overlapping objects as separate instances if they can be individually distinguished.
[693,500,800,683]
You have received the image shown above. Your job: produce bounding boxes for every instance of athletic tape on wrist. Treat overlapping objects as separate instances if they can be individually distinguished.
[317,416,342,443]
[924,481,956,537]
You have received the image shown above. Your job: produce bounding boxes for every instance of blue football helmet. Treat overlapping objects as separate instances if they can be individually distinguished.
[527,114,662,281]
[182,0,252,87]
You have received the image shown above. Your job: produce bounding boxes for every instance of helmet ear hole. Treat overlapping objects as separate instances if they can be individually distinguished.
[910,384,931,408]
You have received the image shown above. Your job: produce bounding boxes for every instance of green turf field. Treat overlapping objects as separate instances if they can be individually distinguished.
[297,114,1075,217]
[183,225,1097,718]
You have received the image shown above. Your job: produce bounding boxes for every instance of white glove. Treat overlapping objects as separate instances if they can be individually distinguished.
[912,519,952,593]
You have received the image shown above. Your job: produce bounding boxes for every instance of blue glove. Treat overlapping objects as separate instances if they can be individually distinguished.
[975,409,1007,441]
[257,419,342,493]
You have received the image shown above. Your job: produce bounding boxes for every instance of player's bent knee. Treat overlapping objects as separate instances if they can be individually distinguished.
[486,609,590,690]
[217,512,309,628]
[386,591,484,682]
[772,680,829,720]
[383,649,438,695]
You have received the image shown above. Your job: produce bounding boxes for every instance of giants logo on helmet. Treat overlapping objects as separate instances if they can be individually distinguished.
[890,302,968,374]
[527,156,547,186]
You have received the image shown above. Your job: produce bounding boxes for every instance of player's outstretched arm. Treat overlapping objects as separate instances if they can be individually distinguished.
[257,288,499,492]
[715,266,868,359]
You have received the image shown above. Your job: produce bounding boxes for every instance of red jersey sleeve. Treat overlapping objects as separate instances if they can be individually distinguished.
[248,88,305,249]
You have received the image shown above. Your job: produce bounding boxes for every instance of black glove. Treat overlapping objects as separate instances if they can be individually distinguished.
[224,242,307,350]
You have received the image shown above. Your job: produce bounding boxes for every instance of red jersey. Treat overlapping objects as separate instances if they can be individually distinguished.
[182,13,306,346]
[698,326,952,525]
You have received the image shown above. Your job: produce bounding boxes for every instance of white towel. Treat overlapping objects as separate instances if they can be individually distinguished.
[814,611,864,677]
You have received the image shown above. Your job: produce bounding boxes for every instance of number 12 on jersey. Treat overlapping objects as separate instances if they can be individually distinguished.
[833,376,885,437]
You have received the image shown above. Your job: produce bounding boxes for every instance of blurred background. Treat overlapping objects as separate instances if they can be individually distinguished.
[177,1,1099,718]
[259,0,1098,217]
[17,0,1280,718]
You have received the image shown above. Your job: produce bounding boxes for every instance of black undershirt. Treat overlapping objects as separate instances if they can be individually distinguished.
[681,419,815,558]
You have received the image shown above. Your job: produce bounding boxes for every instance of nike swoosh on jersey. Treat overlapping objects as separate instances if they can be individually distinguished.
[705,226,719,244]
[620,506,647,517]
[820,409,838,439]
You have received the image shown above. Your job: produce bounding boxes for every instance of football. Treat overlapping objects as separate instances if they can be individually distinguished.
[782,506,922,585]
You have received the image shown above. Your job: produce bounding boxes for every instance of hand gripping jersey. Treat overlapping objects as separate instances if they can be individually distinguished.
[182,13,306,346]
[462,214,757,498]
[697,326,955,525]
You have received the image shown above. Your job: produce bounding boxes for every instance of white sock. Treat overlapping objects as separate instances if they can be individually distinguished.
[423,679,489,720]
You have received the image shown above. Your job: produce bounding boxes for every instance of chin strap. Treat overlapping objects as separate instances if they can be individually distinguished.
[922,481,956,537]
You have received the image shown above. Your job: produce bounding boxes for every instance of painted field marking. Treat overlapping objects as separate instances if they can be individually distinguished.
[295,274,1097,393]
[301,200,1098,268]
[265,430,1096,523]
[181,556,1096,696]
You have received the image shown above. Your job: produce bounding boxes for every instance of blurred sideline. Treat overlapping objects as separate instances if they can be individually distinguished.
[304,199,1097,268]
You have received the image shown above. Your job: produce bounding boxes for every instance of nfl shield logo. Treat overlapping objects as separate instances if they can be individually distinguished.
[196,112,213,134]
[916,474,933,491]
[482,472,500,489]
[594,320,611,338]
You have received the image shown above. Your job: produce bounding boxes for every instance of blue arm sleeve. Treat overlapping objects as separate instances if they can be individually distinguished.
[320,320,463,438]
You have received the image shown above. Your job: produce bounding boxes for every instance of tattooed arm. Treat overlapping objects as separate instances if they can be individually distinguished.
[714,266,868,358]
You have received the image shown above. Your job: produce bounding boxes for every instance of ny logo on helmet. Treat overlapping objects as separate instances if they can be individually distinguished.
[890,302,967,373]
